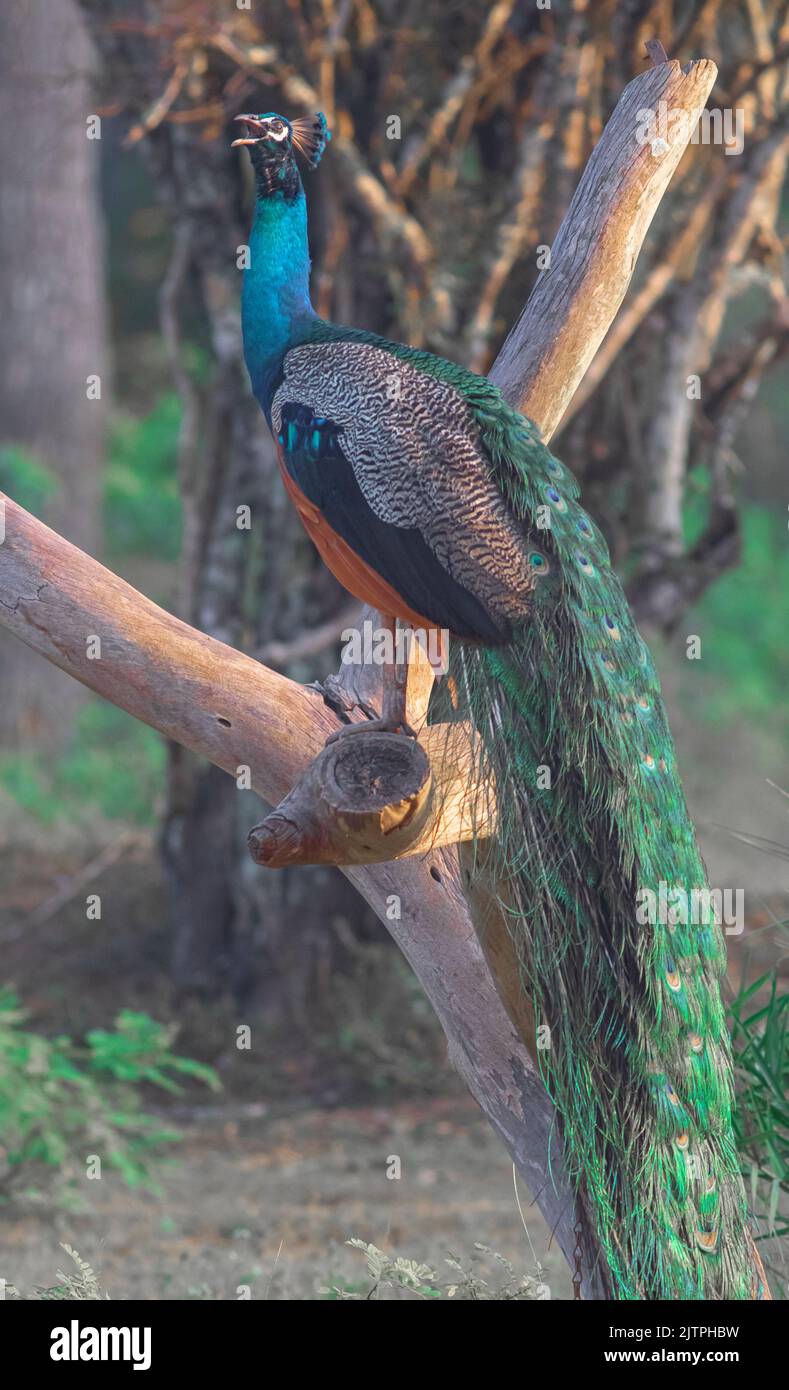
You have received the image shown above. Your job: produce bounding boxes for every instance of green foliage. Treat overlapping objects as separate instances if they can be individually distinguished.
[321,1274,371,1300]
[330,1239,549,1300]
[0,402,180,830]
[4,1244,108,1301]
[57,702,165,823]
[730,968,789,1241]
[0,446,59,515]
[105,393,181,559]
[683,491,789,728]
[0,699,166,826]
[0,992,219,1204]
[85,1010,218,1093]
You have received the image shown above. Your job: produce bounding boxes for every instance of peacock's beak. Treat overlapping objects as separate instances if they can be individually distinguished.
[231,114,268,147]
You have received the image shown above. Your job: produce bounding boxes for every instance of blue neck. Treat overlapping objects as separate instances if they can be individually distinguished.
[241,186,316,414]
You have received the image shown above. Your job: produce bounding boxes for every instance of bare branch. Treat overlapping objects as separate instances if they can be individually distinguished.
[257,600,360,667]
[489,58,718,435]
[394,0,517,197]
[630,130,788,588]
[645,38,670,66]
[248,725,492,867]
[558,171,727,428]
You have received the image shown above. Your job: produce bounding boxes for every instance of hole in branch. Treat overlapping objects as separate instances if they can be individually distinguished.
[217,716,232,728]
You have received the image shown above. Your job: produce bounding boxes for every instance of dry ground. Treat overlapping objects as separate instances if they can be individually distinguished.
[0,843,575,1301]
[2,1097,572,1301]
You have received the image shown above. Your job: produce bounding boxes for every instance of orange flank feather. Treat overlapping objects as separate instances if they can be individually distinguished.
[277,448,440,637]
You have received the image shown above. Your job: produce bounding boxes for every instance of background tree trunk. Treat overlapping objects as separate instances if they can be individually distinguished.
[0,0,106,749]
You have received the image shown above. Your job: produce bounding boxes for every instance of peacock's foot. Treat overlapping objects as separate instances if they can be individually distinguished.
[325,715,418,746]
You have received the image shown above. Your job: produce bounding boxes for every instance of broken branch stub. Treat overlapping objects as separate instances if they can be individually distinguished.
[247,723,495,866]
[248,731,433,867]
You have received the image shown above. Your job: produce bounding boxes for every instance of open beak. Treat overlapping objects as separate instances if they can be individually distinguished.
[231,114,268,148]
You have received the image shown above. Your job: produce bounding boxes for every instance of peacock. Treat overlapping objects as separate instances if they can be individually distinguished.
[233,110,762,1299]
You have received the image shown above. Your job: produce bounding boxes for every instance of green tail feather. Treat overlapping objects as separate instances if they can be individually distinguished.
[433,405,755,1300]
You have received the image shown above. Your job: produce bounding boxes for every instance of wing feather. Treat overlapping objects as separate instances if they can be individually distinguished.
[272,340,536,631]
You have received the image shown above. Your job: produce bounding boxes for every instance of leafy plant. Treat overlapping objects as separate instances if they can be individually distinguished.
[0,699,166,826]
[0,446,60,515]
[0,992,219,1204]
[330,1239,550,1300]
[682,494,789,730]
[4,1244,108,1301]
[730,967,789,1240]
[105,393,182,559]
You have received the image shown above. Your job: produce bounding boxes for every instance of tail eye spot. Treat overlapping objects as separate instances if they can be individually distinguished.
[545,485,567,512]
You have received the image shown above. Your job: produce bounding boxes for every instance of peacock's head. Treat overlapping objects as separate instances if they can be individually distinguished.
[232,111,330,193]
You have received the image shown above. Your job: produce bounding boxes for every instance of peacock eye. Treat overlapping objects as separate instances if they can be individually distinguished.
[544,484,567,512]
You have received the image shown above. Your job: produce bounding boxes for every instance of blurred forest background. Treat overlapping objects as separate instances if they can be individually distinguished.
[0,0,786,1299]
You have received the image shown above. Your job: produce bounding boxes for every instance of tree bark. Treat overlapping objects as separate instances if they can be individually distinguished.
[0,0,106,748]
[490,58,718,433]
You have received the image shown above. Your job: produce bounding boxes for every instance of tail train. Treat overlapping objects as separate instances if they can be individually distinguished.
[438,420,757,1299]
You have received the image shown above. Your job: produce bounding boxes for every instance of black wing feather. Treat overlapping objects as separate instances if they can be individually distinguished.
[277,402,511,643]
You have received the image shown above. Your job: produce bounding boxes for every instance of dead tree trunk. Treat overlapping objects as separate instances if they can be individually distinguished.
[0,0,106,749]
